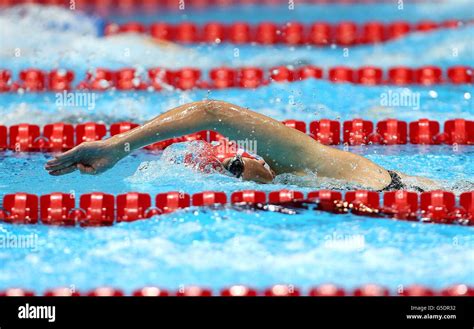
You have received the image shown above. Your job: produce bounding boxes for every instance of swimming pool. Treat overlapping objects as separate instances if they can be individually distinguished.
[0,2,473,296]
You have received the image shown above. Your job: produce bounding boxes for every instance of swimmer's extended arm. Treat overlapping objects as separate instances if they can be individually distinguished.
[45,100,391,190]
[108,100,319,171]
[45,100,315,175]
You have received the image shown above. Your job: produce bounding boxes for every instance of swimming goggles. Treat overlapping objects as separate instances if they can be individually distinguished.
[225,154,245,178]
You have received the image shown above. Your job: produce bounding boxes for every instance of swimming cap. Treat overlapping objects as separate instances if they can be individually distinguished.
[212,139,255,162]
[182,141,224,174]
[183,140,255,174]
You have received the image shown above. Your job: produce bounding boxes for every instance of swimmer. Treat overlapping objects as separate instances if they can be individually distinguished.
[45,100,439,191]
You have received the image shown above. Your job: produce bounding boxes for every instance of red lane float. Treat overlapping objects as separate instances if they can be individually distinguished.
[176,286,213,297]
[409,119,441,145]
[440,284,474,296]
[79,192,115,226]
[329,66,354,83]
[9,124,41,152]
[335,21,357,46]
[87,287,124,297]
[133,287,170,297]
[356,66,383,85]
[416,20,438,32]
[264,285,301,297]
[361,21,386,44]
[150,23,174,41]
[0,193,39,224]
[110,122,140,136]
[307,190,343,213]
[282,22,305,45]
[49,69,74,91]
[460,192,474,220]
[309,120,341,145]
[387,21,411,39]
[175,22,198,43]
[0,69,12,91]
[117,192,157,222]
[415,66,443,85]
[398,285,435,296]
[156,192,191,213]
[309,284,346,296]
[116,68,147,90]
[0,125,7,150]
[120,22,146,34]
[79,68,115,91]
[256,22,278,44]
[282,119,306,133]
[270,66,295,82]
[388,67,414,85]
[40,193,76,225]
[174,67,201,90]
[420,190,456,224]
[309,22,332,45]
[447,66,473,84]
[75,122,107,145]
[296,65,323,80]
[220,285,258,296]
[231,190,266,204]
[43,123,75,151]
[383,191,418,220]
[229,22,251,44]
[353,284,390,296]
[0,289,35,297]
[343,119,373,145]
[238,67,265,88]
[268,190,304,204]
[373,119,408,145]
[192,191,227,206]
[44,288,81,297]
[345,190,380,215]
[209,67,236,88]
[444,119,474,145]
[203,22,226,43]
[18,69,46,91]
[148,67,174,90]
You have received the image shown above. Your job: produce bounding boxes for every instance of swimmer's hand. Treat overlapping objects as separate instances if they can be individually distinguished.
[45,141,123,176]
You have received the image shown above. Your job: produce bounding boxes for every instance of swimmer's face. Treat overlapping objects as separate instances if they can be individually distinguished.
[222,157,275,183]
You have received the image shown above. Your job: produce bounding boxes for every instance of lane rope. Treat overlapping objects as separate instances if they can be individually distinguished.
[1,284,473,297]
[0,66,472,94]
[1,118,473,153]
[1,190,473,226]
[104,19,472,46]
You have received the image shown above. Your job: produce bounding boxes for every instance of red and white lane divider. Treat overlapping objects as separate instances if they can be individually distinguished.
[105,19,471,46]
[0,190,473,226]
[0,65,472,93]
[1,284,473,297]
[0,118,472,152]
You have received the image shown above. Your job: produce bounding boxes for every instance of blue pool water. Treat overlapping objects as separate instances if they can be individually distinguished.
[0,3,473,293]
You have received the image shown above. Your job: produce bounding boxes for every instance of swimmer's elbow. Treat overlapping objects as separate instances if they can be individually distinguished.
[185,100,241,131]
[199,99,235,122]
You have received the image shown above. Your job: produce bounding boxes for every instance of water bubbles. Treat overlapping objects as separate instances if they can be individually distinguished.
[463,92,471,100]
[428,90,438,98]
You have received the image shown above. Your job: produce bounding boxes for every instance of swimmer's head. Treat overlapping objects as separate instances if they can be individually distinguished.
[183,140,275,183]
[222,154,275,183]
